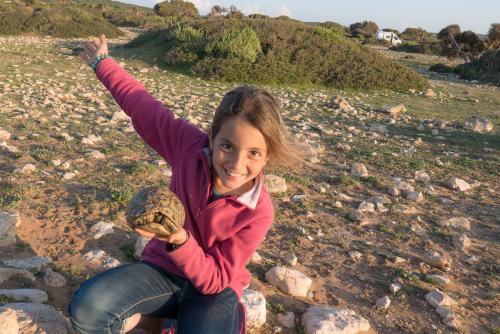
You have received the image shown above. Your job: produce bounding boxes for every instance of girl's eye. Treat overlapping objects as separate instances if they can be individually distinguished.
[221,143,232,151]
[250,150,262,158]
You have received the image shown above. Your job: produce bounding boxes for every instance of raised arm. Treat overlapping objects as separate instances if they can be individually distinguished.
[79,35,206,168]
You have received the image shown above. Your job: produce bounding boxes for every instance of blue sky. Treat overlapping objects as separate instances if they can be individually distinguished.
[120,0,498,34]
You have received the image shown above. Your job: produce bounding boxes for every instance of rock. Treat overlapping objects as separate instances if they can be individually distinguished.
[375,296,391,310]
[464,116,493,133]
[134,236,150,259]
[87,150,105,160]
[83,250,121,269]
[329,96,354,112]
[377,103,406,114]
[389,283,401,294]
[334,201,342,208]
[81,134,102,146]
[425,289,457,308]
[443,317,462,328]
[393,256,406,264]
[41,268,66,288]
[15,164,36,174]
[423,251,451,271]
[0,268,35,284]
[90,221,114,240]
[375,203,389,213]
[350,163,368,177]
[0,128,12,141]
[367,195,388,205]
[357,201,375,213]
[406,191,424,202]
[284,253,298,267]
[0,307,18,334]
[110,111,130,123]
[387,186,400,197]
[424,88,437,98]
[0,303,72,334]
[435,306,455,321]
[444,217,471,231]
[3,257,51,271]
[453,234,471,251]
[302,306,370,334]
[348,251,362,261]
[391,204,416,215]
[414,170,430,183]
[265,266,312,297]
[0,289,48,303]
[335,143,351,151]
[349,209,363,222]
[445,177,471,191]
[393,180,414,194]
[426,274,450,286]
[62,172,76,180]
[265,175,288,194]
[241,289,266,328]
[0,212,20,247]
[277,312,295,328]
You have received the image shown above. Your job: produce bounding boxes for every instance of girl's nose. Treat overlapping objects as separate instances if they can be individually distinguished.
[230,152,245,170]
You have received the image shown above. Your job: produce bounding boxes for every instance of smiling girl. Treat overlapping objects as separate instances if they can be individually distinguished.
[70,35,298,334]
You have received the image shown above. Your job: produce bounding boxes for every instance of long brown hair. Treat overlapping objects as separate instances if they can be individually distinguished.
[210,85,300,168]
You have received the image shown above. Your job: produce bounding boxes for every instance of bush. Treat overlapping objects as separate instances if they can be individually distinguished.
[129,18,428,91]
[172,24,204,43]
[455,50,500,85]
[154,0,198,19]
[391,41,443,55]
[429,63,454,73]
[0,4,32,35]
[314,26,343,45]
[205,27,262,62]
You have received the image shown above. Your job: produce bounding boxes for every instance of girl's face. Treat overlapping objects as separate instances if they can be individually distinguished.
[209,117,270,196]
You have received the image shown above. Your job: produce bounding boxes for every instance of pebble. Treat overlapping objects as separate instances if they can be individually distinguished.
[389,283,402,294]
[375,295,391,310]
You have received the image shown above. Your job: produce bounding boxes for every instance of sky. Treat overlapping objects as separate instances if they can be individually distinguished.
[120,0,499,34]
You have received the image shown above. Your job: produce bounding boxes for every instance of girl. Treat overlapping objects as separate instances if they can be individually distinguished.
[70,35,297,334]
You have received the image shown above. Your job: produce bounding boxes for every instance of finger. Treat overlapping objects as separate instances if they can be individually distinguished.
[100,34,106,44]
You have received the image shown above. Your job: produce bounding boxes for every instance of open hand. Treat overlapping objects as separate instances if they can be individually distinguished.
[80,34,109,66]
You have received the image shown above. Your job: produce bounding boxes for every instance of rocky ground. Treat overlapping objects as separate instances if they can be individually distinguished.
[0,33,499,334]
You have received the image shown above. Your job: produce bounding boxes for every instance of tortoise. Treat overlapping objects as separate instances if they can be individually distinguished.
[126,186,185,236]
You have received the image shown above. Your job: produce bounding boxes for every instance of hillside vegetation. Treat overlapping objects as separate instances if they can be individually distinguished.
[127,19,429,91]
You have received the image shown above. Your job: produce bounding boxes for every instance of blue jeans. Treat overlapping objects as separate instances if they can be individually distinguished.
[69,262,239,334]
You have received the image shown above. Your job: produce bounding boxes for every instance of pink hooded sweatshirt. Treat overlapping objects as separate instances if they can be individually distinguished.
[96,58,274,306]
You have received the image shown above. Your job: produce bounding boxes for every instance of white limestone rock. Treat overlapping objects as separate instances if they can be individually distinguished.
[0,307,18,334]
[241,289,266,328]
[426,274,450,286]
[423,251,451,271]
[425,289,457,308]
[277,312,295,328]
[350,163,368,177]
[444,217,471,231]
[0,289,48,303]
[265,266,312,297]
[445,177,471,191]
[0,268,35,284]
[90,221,115,240]
[0,303,72,334]
[302,306,370,334]
[375,295,391,310]
[464,116,493,133]
[284,253,298,267]
[265,175,288,194]
[41,268,66,288]
[0,212,20,247]
[83,250,121,269]
[134,236,151,259]
[3,257,51,271]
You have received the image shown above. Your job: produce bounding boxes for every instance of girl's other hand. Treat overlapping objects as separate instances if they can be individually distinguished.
[80,34,109,66]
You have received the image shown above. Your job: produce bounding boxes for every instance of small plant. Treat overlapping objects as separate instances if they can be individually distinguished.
[120,244,136,262]
[394,268,417,282]
[0,295,15,305]
[15,241,30,251]
[205,27,262,63]
[266,302,286,314]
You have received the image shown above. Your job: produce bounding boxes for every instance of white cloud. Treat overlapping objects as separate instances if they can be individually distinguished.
[185,0,212,15]
[269,4,292,18]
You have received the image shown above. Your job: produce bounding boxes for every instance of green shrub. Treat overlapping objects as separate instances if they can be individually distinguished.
[154,0,198,19]
[129,18,428,90]
[172,24,204,43]
[429,63,454,73]
[314,26,343,44]
[165,46,199,65]
[205,27,261,62]
[0,4,33,35]
[455,49,500,85]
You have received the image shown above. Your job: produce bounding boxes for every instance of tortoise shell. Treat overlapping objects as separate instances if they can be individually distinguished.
[126,186,184,236]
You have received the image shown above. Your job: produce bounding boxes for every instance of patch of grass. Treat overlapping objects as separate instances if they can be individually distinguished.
[126,161,156,176]
[266,301,286,314]
[15,241,30,251]
[0,295,15,305]
[284,174,312,187]
[0,181,24,209]
[394,268,418,283]
[120,244,136,262]
[329,175,360,189]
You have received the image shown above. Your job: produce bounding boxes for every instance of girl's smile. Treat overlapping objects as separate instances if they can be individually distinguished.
[210,117,269,196]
